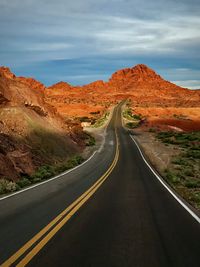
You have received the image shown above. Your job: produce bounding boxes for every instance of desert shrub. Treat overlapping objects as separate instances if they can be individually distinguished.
[67,155,84,167]
[165,170,180,185]
[79,117,91,122]
[90,111,100,115]
[183,168,194,177]
[123,109,142,121]
[31,155,84,182]
[126,122,133,128]
[184,180,200,188]
[54,164,68,173]
[132,114,142,120]
[93,112,109,127]
[73,155,84,164]
[32,177,42,183]
[157,132,200,149]
[185,149,200,159]
[17,177,31,188]
[0,154,85,195]
[192,192,200,205]
[86,135,96,146]
[0,179,18,194]
[158,131,200,209]
[31,165,55,180]
[126,122,137,128]
[149,128,156,133]
[172,158,189,166]
[55,155,84,173]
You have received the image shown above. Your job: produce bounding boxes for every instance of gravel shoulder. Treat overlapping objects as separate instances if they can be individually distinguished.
[131,128,200,210]
[132,129,180,175]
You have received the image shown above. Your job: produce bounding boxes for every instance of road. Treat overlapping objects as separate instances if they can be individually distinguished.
[0,103,200,267]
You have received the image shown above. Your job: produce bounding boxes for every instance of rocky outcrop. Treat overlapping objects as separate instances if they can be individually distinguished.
[46,81,72,95]
[44,64,200,119]
[0,67,86,181]
[0,67,46,111]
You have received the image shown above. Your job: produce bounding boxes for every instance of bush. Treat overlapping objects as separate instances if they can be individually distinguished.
[126,122,139,129]
[31,165,56,180]
[123,109,142,121]
[172,158,189,166]
[86,134,96,146]
[54,164,68,173]
[90,111,100,115]
[165,170,180,185]
[31,155,84,181]
[73,155,84,164]
[0,179,18,194]
[183,169,194,177]
[17,177,31,188]
[184,180,200,188]
[93,112,109,127]
[132,114,142,120]
[157,131,200,150]
[79,116,91,122]
[66,155,84,167]
[185,150,200,159]
[192,192,200,205]
[149,128,156,133]
[32,177,42,183]
[0,154,85,195]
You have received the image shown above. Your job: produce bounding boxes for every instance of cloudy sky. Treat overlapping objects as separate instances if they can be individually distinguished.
[0,0,200,88]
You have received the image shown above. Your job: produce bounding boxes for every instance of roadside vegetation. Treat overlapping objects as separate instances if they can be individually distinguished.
[78,116,96,124]
[92,111,110,128]
[0,155,84,195]
[78,111,110,128]
[123,108,142,128]
[85,133,96,146]
[156,131,200,209]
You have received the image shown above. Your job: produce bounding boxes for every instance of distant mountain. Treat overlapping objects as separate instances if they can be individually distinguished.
[0,64,199,180]
[45,64,200,117]
[107,64,200,107]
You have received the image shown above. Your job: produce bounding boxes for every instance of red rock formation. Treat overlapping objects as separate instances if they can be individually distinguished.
[0,67,46,111]
[45,64,200,119]
[0,64,199,180]
[0,67,86,180]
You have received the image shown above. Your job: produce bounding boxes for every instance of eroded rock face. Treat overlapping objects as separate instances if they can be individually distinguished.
[0,67,85,180]
[0,67,46,110]
[0,133,35,180]
[0,67,16,79]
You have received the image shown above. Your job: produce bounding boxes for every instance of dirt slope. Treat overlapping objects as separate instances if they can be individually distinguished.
[0,67,85,180]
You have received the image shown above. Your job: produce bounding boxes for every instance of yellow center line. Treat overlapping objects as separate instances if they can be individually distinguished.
[1,129,119,267]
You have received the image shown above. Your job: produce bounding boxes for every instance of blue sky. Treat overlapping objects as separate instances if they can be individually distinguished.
[0,0,200,88]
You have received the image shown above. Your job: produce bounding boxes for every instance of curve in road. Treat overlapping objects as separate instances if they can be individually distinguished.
[1,102,200,267]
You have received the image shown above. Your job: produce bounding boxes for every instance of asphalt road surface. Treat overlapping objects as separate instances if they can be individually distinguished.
[0,103,200,267]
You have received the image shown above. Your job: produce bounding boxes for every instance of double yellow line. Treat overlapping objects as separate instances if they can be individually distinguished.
[2,130,119,267]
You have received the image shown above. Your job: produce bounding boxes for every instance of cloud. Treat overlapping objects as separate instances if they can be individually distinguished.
[0,0,199,86]
[173,80,200,89]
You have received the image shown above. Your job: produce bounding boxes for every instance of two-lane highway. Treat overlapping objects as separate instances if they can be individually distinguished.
[1,103,200,267]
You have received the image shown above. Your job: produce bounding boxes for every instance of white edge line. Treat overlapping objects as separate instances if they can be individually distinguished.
[130,134,200,224]
[0,106,115,201]
[0,150,97,201]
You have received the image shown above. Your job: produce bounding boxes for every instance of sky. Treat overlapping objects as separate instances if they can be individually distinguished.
[0,0,200,88]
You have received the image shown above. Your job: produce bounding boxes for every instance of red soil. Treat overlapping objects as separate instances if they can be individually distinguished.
[147,119,200,132]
